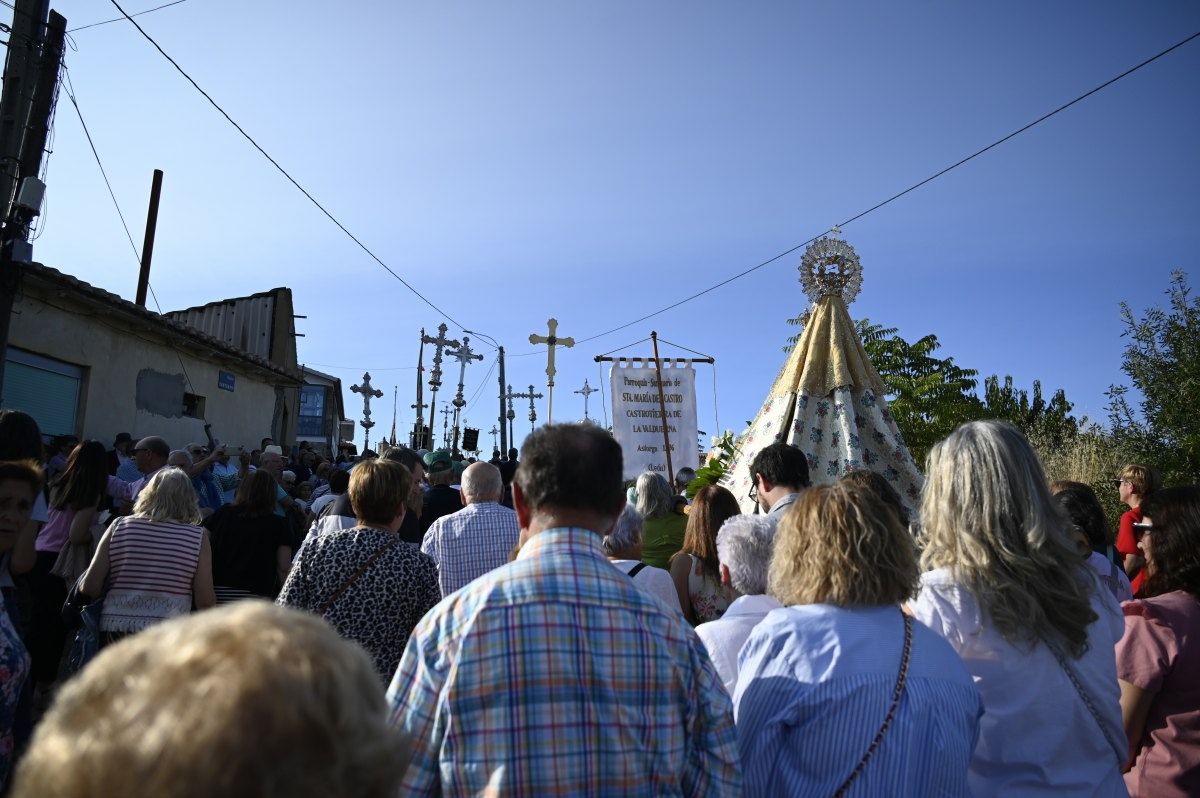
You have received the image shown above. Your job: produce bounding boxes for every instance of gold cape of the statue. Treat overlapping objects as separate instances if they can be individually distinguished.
[722,293,923,514]
[774,294,886,400]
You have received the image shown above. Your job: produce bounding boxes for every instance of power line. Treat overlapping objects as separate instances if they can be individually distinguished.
[571,28,1200,347]
[62,64,197,394]
[69,0,189,33]
[107,0,467,331]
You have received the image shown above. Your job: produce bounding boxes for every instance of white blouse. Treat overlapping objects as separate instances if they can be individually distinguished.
[911,567,1128,797]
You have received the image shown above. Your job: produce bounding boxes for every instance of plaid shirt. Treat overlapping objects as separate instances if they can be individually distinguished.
[420,501,520,596]
[388,527,742,796]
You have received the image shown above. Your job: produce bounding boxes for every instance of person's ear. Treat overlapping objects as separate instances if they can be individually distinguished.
[513,482,532,529]
[720,563,731,587]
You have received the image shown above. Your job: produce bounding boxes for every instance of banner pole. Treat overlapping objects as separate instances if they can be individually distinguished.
[650,331,674,482]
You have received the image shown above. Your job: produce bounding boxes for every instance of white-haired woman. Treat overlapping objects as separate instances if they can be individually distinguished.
[81,468,215,645]
[603,505,681,613]
[912,421,1126,796]
[635,472,686,569]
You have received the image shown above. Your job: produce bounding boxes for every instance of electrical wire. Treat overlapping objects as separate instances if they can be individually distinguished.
[63,64,197,394]
[69,0,188,33]
[570,28,1200,347]
[107,0,467,331]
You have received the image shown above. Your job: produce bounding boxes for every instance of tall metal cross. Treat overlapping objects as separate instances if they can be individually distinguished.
[503,384,519,450]
[440,406,453,449]
[510,384,544,434]
[446,336,484,451]
[528,317,574,425]
[488,425,499,457]
[351,372,384,452]
[422,323,461,442]
[574,378,598,421]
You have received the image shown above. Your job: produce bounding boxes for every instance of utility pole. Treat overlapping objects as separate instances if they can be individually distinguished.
[0,3,63,401]
[496,345,507,458]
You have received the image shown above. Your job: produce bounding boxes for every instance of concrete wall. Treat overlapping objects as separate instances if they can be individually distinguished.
[10,289,287,452]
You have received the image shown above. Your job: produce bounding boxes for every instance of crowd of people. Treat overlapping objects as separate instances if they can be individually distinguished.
[0,407,1195,796]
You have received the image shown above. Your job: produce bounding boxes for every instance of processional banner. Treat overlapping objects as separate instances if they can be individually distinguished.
[610,362,699,481]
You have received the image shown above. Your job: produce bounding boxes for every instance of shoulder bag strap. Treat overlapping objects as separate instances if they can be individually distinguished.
[1052,648,1126,766]
[316,535,399,615]
[627,562,648,579]
[833,609,913,798]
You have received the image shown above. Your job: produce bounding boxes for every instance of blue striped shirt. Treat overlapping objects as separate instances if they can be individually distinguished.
[388,527,742,796]
[734,604,981,797]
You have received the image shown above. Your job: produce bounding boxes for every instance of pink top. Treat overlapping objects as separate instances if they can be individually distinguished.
[35,507,75,554]
[1116,591,1200,798]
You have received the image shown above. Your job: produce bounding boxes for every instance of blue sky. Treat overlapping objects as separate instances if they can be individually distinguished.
[32,1,1200,452]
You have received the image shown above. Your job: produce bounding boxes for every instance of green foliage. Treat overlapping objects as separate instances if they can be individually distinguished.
[786,316,1081,469]
[687,431,736,499]
[1108,270,1200,484]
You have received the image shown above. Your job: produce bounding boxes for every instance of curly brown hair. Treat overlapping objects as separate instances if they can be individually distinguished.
[770,481,918,607]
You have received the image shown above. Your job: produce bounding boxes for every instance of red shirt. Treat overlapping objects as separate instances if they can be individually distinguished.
[1117,506,1148,596]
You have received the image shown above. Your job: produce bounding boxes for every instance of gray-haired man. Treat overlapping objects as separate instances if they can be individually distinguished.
[695,514,781,695]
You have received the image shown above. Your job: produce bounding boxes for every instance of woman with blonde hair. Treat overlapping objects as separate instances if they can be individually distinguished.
[912,420,1126,796]
[735,481,980,796]
[11,603,405,798]
[80,467,215,644]
[669,484,738,624]
[635,472,686,569]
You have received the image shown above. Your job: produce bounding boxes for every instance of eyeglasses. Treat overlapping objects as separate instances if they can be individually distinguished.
[1112,478,1130,488]
[748,477,758,502]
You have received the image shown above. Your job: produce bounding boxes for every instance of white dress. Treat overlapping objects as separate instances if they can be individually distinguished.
[911,567,1128,797]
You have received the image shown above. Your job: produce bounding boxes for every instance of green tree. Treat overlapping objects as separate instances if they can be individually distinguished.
[980,375,1077,450]
[1107,270,1200,483]
[857,320,981,465]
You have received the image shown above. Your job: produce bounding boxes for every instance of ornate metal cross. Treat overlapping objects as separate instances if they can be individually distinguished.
[528,317,574,425]
[446,336,484,448]
[510,384,544,434]
[503,384,519,449]
[574,378,598,421]
[351,372,384,451]
[421,323,461,442]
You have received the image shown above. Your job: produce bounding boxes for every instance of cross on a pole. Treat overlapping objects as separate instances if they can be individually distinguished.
[528,317,574,425]
[574,378,598,421]
[503,384,519,450]
[422,323,461,442]
[410,400,429,449]
[488,425,499,457]
[351,372,384,451]
[446,336,484,450]
[440,406,453,449]
[510,384,544,434]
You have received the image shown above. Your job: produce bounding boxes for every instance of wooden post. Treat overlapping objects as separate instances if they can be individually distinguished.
[650,331,674,483]
[497,345,508,456]
[135,169,163,307]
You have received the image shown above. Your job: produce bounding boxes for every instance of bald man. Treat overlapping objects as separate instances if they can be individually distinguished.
[420,462,520,596]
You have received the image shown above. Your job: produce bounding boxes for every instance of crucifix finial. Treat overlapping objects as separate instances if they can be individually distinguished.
[528,317,574,424]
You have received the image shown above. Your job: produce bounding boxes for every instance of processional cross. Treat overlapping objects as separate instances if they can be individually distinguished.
[440,406,453,449]
[510,384,544,435]
[574,378,598,421]
[528,318,574,425]
[351,372,384,452]
[422,323,461,443]
[488,425,499,458]
[446,336,484,451]
[503,384,519,451]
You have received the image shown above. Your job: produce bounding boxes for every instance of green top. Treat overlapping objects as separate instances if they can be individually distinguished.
[641,513,687,570]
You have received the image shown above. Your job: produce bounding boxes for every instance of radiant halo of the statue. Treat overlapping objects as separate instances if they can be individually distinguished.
[799,236,863,306]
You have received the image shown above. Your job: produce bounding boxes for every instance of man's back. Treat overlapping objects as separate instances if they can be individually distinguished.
[421,501,519,596]
[388,527,741,796]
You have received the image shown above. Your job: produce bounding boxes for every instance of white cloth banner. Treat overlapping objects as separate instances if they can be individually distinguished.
[610,363,699,480]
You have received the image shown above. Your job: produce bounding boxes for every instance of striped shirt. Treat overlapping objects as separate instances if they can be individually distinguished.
[420,501,520,596]
[388,527,742,796]
[734,604,981,797]
[102,516,204,632]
